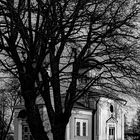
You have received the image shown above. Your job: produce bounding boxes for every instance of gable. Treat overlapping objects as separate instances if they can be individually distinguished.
[106,116,118,124]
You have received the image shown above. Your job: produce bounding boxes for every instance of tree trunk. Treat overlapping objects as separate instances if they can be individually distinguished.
[52,124,66,140]
[26,100,50,140]
[22,89,49,140]
[26,104,49,140]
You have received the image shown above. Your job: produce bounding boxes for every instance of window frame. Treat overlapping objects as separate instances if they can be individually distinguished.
[107,123,116,140]
[22,120,34,140]
[109,127,115,136]
[74,118,88,137]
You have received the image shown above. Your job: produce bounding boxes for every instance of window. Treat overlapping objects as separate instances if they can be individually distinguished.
[22,121,34,140]
[75,118,88,137]
[24,126,28,133]
[76,122,80,136]
[109,127,115,140]
[83,122,87,136]
[110,105,114,113]
[109,127,115,135]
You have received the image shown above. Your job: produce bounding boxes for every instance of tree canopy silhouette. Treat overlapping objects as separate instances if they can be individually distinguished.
[0,0,140,140]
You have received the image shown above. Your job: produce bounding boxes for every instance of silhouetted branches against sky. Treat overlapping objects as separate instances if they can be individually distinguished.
[0,0,140,139]
[0,0,139,103]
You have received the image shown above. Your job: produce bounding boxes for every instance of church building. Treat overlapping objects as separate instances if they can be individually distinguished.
[14,97,125,140]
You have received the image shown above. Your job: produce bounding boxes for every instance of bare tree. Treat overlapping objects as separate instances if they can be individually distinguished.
[0,0,140,140]
[0,77,19,140]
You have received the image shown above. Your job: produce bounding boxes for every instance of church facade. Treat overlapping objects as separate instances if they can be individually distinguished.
[14,97,124,140]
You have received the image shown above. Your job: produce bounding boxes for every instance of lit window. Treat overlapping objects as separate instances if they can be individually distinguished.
[75,118,88,137]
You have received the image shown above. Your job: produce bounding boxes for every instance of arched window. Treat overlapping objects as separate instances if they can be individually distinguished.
[110,105,113,113]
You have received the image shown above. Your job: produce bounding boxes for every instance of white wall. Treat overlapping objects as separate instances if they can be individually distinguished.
[66,109,92,140]
[95,98,124,140]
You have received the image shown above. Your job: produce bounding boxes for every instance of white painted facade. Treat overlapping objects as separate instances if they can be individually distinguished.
[66,109,92,140]
[14,97,124,140]
[94,98,124,140]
